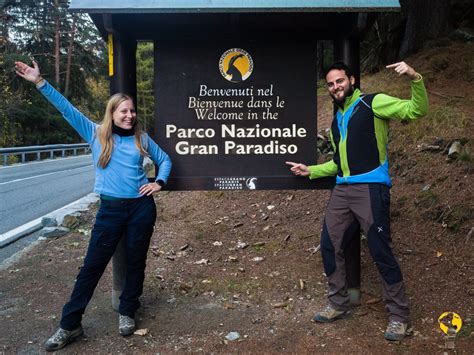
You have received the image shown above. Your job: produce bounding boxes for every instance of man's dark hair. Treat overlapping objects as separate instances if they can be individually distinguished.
[324,62,354,79]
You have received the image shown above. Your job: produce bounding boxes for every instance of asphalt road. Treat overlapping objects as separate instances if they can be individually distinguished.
[0,155,94,234]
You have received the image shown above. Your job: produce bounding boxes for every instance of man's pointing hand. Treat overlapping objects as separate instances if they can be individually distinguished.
[386,61,419,81]
[286,161,310,177]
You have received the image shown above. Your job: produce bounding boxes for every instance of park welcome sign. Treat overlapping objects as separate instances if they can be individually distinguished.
[155,42,319,190]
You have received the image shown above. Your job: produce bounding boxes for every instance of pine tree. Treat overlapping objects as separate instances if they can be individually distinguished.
[0,0,107,146]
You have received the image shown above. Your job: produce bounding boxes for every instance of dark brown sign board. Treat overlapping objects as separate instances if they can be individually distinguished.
[155,40,335,190]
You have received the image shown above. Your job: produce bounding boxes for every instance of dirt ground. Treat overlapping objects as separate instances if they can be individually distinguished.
[0,41,473,354]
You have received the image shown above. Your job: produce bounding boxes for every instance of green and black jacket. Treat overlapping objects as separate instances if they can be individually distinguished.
[309,77,429,187]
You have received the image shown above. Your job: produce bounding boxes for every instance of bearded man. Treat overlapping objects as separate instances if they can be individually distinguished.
[286,61,428,341]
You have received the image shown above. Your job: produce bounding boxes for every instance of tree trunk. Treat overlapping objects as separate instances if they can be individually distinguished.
[316,41,324,80]
[64,15,76,97]
[54,0,60,85]
[399,0,452,59]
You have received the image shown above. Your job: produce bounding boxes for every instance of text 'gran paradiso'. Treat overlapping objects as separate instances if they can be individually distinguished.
[165,124,307,155]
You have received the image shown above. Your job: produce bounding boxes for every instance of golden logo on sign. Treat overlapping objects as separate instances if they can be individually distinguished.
[438,312,463,335]
[219,48,253,83]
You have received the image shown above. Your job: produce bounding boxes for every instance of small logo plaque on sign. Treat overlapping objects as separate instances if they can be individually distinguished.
[219,48,254,83]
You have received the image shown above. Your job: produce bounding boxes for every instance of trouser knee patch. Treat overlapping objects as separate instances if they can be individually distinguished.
[321,222,336,277]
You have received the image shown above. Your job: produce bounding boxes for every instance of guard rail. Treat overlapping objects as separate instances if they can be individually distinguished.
[1,143,89,165]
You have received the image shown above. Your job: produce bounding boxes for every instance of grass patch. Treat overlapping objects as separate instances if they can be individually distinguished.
[394,105,468,144]
[392,195,409,218]
[194,276,268,300]
[204,191,224,198]
[317,86,328,95]
[397,195,408,206]
[5,155,19,165]
[435,175,449,183]
[363,71,411,98]
[430,56,450,71]
[458,150,473,163]
[456,142,473,164]
[192,224,206,240]
[415,190,439,209]
[445,204,473,232]
[457,316,474,338]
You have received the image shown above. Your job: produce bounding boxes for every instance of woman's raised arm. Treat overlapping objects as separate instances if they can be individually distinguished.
[15,60,97,143]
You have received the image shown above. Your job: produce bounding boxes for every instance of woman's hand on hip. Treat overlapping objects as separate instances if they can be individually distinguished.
[139,182,162,196]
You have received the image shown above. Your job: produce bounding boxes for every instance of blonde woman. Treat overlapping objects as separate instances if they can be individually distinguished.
[15,60,172,351]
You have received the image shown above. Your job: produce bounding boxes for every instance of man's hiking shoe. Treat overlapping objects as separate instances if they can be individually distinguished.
[312,304,350,323]
[384,320,409,341]
[119,314,136,336]
[44,325,83,351]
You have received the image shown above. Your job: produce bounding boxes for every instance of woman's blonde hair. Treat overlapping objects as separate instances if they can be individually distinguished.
[96,93,148,168]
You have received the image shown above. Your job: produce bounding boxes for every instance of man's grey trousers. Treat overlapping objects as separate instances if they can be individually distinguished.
[320,183,409,322]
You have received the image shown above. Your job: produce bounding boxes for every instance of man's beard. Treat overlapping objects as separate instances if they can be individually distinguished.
[332,85,354,106]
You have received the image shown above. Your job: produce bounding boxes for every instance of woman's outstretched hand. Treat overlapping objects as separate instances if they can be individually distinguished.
[15,60,41,83]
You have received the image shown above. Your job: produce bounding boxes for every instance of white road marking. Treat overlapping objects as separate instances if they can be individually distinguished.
[0,165,92,185]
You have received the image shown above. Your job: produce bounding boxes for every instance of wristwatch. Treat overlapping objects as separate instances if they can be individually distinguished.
[156,179,165,187]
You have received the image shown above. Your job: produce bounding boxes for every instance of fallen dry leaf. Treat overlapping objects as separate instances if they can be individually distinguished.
[236,241,248,249]
[299,279,305,290]
[179,282,193,291]
[307,245,321,254]
[134,328,148,336]
[223,302,236,309]
[195,258,209,265]
[366,298,382,305]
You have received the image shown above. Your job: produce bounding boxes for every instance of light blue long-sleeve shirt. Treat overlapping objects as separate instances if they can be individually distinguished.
[38,81,172,198]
